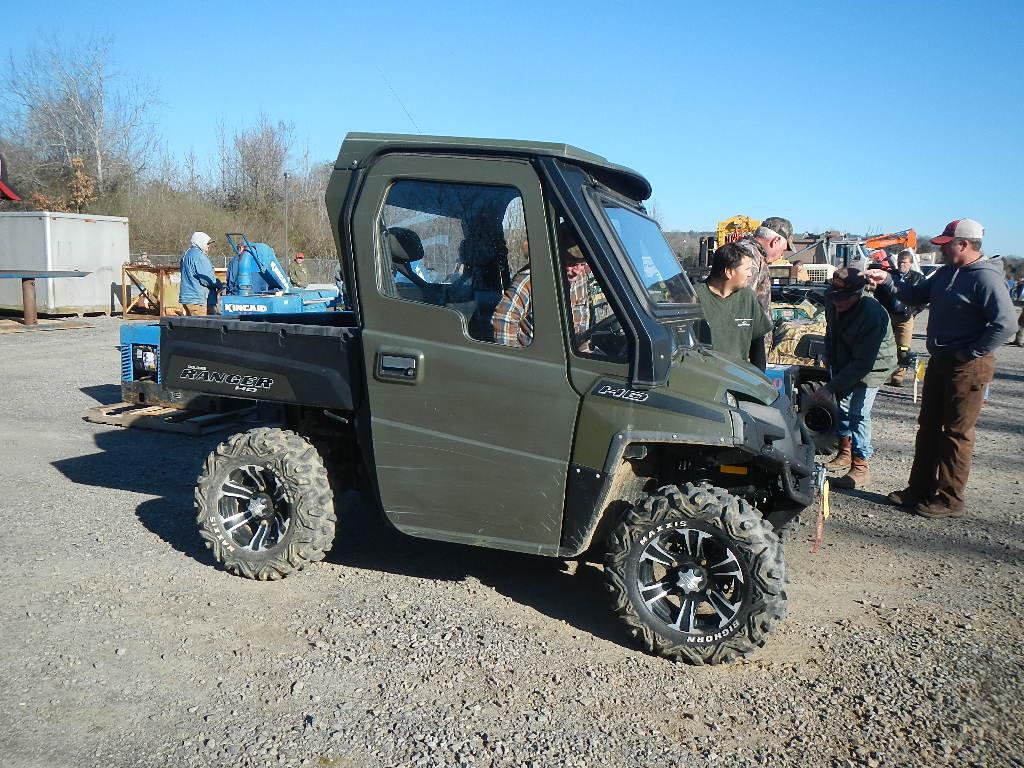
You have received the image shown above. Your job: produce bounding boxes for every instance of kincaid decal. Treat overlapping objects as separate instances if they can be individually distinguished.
[180,364,274,393]
[594,384,649,403]
[222,302,270,313]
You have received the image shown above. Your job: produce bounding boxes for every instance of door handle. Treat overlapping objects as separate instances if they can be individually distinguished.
[376,352,421,383]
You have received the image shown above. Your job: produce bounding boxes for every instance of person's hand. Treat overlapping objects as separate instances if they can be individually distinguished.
[863,269,890,286]
[810,386,832,403]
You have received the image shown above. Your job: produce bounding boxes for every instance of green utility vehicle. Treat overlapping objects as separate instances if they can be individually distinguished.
[162,133,824,664]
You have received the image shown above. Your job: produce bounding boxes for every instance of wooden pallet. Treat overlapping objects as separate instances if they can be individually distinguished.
[84,402,256,436]
[0,317,94,334]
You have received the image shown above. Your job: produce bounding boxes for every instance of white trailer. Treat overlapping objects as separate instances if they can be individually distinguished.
[0,211,130,315]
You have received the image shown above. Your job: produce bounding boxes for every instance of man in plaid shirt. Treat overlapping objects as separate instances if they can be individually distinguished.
[493,243,591,348]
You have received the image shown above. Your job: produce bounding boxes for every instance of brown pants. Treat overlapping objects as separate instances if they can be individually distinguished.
[182,303,208,316]
[907,354,995,510]
[891,315,914,348]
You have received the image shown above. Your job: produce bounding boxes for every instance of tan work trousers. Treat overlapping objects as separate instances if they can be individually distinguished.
[182,303,209,316]
[907,354,995,511]
[891,315,914,348]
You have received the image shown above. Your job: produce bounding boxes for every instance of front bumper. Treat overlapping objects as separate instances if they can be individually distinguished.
[730,398,818,509]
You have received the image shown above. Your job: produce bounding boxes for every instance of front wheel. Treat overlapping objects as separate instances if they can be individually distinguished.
[195,427,336,580]
[604,483,787,664]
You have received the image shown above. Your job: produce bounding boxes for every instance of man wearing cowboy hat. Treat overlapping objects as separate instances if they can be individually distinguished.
[814,267,897,489]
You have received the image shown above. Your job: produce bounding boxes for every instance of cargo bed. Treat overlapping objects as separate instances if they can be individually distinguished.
[160,312,362,411]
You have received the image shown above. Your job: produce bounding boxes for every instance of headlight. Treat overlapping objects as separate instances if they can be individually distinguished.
[723,391,738,409]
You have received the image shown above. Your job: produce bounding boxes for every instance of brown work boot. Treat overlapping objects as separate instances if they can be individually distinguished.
[886,488,920,507]
[888,370,905,387]
[913,499,965,519]
[825,436,852,471]
[832,456,870,489]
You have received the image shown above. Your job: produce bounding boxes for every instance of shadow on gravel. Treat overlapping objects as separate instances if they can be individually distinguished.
[135,496,218,566]
[52,427,221,566]
[972,417,1024,436]
[326,490,631,650]
[80,384,123,405]
[830,513,1024,565]
[875,388,919,402]
[993,370,1024,384]
[53,432,633,649]
[830,487,893,507]
[54,426,218,496]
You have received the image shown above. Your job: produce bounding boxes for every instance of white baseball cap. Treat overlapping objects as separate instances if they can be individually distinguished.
[930,219,983,245]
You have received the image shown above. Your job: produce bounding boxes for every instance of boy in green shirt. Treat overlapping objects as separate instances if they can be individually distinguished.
[694,242,773,369]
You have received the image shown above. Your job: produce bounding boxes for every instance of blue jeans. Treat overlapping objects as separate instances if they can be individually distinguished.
[837,385,878,459]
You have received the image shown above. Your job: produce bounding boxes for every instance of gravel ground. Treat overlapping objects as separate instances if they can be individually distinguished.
[1,312,1022,768]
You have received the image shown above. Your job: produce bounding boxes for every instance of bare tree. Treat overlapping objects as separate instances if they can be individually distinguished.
[1,35,158,195]
[646,198,664,226]
[288,149,336,259]
[216,115,293,212]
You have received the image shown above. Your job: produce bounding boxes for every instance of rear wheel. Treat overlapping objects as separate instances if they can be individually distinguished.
[605,483,787,664]
[196,427,336,580]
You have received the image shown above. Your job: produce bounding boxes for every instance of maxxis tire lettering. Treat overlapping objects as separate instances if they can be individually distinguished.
[604,482,788,665]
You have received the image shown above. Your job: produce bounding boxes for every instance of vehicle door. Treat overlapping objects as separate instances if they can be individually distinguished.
[352,154,580,555]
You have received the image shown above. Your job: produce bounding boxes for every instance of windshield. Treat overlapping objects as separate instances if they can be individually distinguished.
[601,202,697,306]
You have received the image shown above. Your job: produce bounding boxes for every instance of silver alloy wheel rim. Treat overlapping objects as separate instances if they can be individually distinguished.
[635,524,746,637]
[217,464,291,552]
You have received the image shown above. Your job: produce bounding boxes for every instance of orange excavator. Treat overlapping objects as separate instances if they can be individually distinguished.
[863,229,918,272]
[864,228,917,253]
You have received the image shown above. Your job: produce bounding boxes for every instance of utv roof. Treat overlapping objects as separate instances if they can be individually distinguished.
[335,132,652,201]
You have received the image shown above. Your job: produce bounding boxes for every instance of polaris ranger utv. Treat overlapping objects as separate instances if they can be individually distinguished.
[162,133,824,664]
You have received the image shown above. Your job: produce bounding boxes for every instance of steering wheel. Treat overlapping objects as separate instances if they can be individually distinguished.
[394,261,431,290]
[575,314,626,358]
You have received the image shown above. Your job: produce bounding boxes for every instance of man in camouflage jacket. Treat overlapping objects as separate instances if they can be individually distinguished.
[734,216,797,315]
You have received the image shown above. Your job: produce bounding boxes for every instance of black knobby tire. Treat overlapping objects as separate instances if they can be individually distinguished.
[604,483,787,664]
[195,427,336,580]
[772,514,803,544]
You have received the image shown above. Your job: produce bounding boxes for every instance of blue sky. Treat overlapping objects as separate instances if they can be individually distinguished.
[7,0,1023,254]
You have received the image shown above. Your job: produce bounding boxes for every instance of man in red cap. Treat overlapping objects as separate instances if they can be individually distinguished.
[288,252,309,288]
[865,219,1016,518]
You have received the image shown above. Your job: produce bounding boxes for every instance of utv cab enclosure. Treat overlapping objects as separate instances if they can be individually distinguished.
[162,133,821,664]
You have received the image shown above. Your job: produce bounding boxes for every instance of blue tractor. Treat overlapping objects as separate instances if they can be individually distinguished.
[219,233,340,315]
[119,234,341,408]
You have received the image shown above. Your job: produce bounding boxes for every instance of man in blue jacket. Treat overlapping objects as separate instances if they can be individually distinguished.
[866,219,1016,519]
[179,232,223,315]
